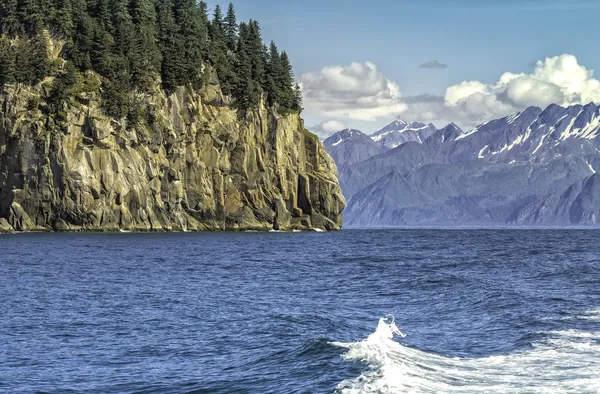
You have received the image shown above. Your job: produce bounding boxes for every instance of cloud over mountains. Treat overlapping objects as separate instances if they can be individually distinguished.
[299,62,406,121]
[443,54,600,124]
[310,120,347,139]
[302,54,600,130]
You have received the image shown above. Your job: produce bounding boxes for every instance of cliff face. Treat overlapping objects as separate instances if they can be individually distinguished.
[0,73,345,232]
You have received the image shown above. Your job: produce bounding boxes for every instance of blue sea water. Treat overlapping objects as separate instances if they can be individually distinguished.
[1,229,600,393]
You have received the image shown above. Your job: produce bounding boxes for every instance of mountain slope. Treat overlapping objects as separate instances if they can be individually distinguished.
[338,102,600,227]
[371,118,437,150]
[323,129,382,170]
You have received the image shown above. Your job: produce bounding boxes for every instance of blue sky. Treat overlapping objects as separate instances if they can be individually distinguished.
[209,0,600,135]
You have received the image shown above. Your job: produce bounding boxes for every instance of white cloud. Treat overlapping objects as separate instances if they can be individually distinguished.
[309,120,347,139]
[300,62,407,121]
[445,81,489,106]
[304,54,600,131]
[443,54,600,125]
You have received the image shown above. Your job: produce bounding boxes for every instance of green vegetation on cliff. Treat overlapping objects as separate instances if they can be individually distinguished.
[0,2,345,233]
[0,1,302,117]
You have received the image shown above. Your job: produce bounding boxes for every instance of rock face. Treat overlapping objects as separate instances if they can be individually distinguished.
[0,74,345,232]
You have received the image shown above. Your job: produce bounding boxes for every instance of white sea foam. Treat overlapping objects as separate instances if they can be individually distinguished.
[578,308,600,321]
[333,315,600,393]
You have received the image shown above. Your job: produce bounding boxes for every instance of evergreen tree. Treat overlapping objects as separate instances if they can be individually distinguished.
[0,0,23,36]
[233,22,259,108]
[14,34,50,85]
[21,0,45,34]
[224,3,237,52]
[0,36,15,86]
[278,51,295,109]
[111,0,135,81]
[292,83,302,111]
[173,0,206,85]
[49,60,78,114]
[264,41,281,105]
[93,0,113,32]
[247,21,264,88]
[129,0,161,89]
[89,0,116,77]
[158,0,180,90]
[70,0,94,71]
[0,0,301,113]
[208,4,232,94]
[212,4,223,31]
[51,0,74,37]
[199,1,209,26]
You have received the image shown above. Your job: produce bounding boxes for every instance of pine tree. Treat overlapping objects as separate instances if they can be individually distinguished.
[212,4,223,30]
[129,0,161,90]
[21,0,45,34]
[49,60,78,112]
[158,0,180,90]
[111,0,135,81]
[0,0,23,36]
[292,83,302,111]
[247,20,264,88]
[70,0,94,71]
[199,1,209,26]
[278,51,295,110]
[224,3,237,51]
[14,34,50,85]
[51,0,74,37]
[173,0,206,85]
[265,41,281,106]
[0,36,15,86]
[0,0,300,113]
[93,0,113,32]
[234,22,259,108]
[208,4,233,94]
[90,0,117,77]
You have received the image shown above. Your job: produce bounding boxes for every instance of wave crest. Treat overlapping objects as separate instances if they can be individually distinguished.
[333,315,600,393]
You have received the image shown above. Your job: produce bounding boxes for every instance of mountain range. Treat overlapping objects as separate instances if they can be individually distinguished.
[325,102,600,227]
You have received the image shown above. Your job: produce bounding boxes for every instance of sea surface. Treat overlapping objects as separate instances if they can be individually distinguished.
[1,229,600,393]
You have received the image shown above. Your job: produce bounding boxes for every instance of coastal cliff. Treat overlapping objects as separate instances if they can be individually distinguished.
[0,71,345,232]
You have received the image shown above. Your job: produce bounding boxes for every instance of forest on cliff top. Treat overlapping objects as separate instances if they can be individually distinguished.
[0,0,302,120]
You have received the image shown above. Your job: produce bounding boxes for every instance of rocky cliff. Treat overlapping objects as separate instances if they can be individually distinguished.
[0,72,345,233]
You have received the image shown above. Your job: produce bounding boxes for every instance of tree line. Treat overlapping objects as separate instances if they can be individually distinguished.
[0,1,302,117]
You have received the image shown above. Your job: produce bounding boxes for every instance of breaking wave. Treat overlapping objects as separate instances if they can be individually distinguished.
[333,314,600,393]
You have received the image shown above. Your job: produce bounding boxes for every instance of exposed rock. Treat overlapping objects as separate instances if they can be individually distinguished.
[0,74,345,232]
[0,218,13,233]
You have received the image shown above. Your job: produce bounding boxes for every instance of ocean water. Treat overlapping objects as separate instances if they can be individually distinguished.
[1,229,600,393]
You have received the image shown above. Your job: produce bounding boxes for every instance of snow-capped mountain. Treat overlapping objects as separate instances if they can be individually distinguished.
[332,102,600,227]
[370,117,437,150]
[324,117,448,170]
[425,123,463,145]
[323,129,382,170]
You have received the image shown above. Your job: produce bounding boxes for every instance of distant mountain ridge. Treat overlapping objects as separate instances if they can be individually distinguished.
[323,129,382,170]
[325,102,600,227]
[371,118,437,150]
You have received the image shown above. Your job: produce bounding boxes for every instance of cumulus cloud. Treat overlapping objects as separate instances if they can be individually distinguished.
[419,60,448,69]
[304,54,600,131]
[442,54,600,125]
[300,62,407,121]
[309,120,347,139]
